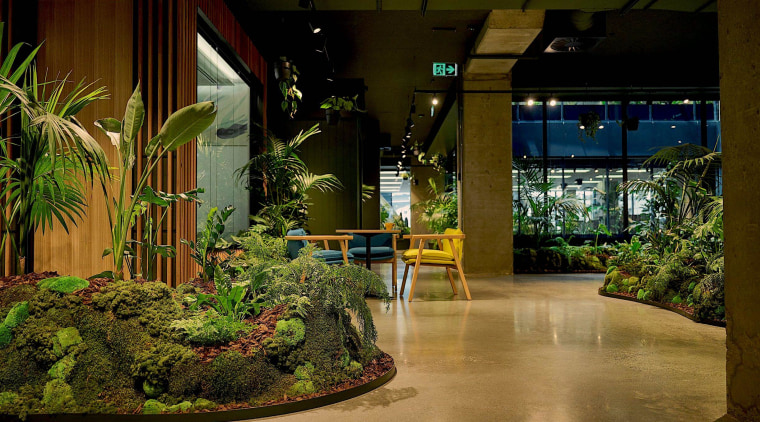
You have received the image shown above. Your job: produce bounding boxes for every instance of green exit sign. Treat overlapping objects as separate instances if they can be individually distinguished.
[433,62,458,77]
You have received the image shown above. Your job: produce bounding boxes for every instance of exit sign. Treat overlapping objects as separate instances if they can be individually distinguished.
[433,62,458,77]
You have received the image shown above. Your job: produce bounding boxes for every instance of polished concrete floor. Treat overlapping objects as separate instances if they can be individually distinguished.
[261,265,726,422]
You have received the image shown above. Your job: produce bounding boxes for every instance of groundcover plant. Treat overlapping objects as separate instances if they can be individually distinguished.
[0,230,390,417]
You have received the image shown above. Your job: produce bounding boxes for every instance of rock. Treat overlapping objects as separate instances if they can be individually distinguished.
[37,276,89,294]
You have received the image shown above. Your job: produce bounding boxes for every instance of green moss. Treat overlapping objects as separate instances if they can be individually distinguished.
[48,353,77,380]
[0,285,38,310]
[346,361,363,379]
[171,314,253,346]
[671,295,683,304]
[167,360,207,399]
[143,380,165,398]
[92,281,183,338]
[275,318,306,346]
[142,399,167,414]
[688,281,697,292]
[42,379,75,413]
[52,327,83,358]
[15,317,60,365]
[193,398,216,411]
[209,351,278,402]
[132,342,197,387]
[642,290,653,301]
[289,380,315,396]
[37,276,89,294]
[628,286,639,295]
[0,324,10,348]
[4,302,29,328]
[175,283,198,295]
[605,284,619,293]
[168,400,193,413]
[294,362,315,380]
[628,276,640,287]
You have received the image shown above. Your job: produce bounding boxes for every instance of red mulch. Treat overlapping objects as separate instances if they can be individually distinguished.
[186,277,216,295]
[192,304,287,364]
[73,277,111,305]
[0,271,59,291]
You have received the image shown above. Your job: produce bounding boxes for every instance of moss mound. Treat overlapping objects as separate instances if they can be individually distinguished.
[37,276,89,294]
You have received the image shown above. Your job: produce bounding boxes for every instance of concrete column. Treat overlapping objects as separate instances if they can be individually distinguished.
[460,76,512,275]
[718,1,760,420]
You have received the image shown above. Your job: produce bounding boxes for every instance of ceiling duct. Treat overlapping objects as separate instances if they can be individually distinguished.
[542,10,606,54]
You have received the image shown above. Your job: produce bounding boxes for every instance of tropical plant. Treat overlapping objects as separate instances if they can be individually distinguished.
[128,187,203,280]
[191,266,266,320]
[412,178,457,234]
[319,95,365,112]
[182,205,236,282]
[1,66,109,274]
[277,57,301,119]
[578,110,601,141]
[513,159,588,247]
[94,83,216,280]
[235,124,342,236]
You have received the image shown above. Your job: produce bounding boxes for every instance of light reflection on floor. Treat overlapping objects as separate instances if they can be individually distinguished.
[259,265,726,422]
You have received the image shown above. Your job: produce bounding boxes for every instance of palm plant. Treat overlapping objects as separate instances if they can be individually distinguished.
[1,66,109,274]
[412,178,458,234]
[513,159,588,247]
[235,124,342,236]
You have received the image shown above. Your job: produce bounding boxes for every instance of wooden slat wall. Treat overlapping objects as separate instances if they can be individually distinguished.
[136,0,267,285]
[28,0,265,283]
[0,0,13,275]
[32,0,134,278]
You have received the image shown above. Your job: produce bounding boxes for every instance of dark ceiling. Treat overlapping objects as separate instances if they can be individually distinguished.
[229,1,719,156]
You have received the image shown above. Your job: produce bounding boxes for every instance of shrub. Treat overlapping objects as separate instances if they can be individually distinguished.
[637,289,647,300]
[37,276,89,294]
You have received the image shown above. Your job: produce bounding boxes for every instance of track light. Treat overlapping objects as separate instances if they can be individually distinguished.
[407,117,415,128]
[549,98,557,106]
[432,94,438,105]
[527,98,535,106]
[683,99,690,104]
[309,22,321,34]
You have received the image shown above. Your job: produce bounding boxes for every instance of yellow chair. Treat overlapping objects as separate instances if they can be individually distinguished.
[400,228,471,302]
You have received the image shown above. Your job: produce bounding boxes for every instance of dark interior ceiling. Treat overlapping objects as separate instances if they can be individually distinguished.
[230,0,718,157]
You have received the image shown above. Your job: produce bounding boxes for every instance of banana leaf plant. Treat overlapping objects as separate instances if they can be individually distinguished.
[94,83,216,280]
[126,187,204,281]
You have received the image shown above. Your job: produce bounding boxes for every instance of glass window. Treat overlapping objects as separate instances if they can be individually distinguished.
[197,33,251,237]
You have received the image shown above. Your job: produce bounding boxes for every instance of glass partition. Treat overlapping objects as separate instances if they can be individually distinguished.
[196,33,251,237]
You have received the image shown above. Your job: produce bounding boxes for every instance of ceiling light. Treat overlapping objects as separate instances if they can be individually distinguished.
[579,125,585,130]
[571,154,575,158]
[598,125,604,129]
[594,169,598,173]
[309,22,321,34]
[432,94,439,105]
[523,155,527,159]
[671,125,676,129]
[407,117,415,128]
[549,99,557,106]
[683,99,690,104]
[527,98,535,106]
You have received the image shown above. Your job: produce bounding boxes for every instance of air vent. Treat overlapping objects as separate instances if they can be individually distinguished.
[544,37,605,53]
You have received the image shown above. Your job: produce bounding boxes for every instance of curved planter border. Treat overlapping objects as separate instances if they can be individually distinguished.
[598,288,726,327]
[6,365,397,422]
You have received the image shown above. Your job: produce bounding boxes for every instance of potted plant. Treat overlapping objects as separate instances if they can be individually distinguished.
[276,57,301,119]
[622,116,640,131]
[320,95,365,124]
[578,110,601,141]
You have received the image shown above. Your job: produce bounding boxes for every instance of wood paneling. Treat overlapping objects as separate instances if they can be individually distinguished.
[30,0,266,283]
[33,0,134,278]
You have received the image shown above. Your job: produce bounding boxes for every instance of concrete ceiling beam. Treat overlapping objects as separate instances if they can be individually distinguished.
[465,10,544,76]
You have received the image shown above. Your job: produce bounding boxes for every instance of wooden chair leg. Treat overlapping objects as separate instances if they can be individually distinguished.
[392,259,397,291]
[446,267,458,294]
[408,261,422,302]
[449,239,471,300]
[400,264,409,295]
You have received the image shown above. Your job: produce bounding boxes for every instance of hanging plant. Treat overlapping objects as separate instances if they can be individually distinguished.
[578,110,601,141]
[276,57,302,119]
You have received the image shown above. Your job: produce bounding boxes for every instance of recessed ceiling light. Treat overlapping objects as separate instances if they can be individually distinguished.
[598,125,604,129]
[549,99,557,106]
[527,98,535,106]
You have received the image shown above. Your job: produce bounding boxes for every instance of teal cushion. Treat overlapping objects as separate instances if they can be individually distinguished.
[313,249,354,264]
[286,229,308,259]
[348,233,392,248]
[348,246,395,260]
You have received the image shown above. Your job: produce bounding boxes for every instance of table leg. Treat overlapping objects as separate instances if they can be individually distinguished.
[365,236,372,270]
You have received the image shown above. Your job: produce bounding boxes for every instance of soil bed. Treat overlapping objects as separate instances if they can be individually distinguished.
[599,288,726,327]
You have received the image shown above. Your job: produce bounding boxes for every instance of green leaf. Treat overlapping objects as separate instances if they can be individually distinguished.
[120,83,145,155]
[159,101,216,151]
[102,248,113,257]
[145,134,161,157]
[89,270,115,280]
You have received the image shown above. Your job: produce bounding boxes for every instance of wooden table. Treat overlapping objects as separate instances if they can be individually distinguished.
[335,229,400,270]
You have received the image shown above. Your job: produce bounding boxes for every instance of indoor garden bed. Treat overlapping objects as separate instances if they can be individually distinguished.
[0,233,393,420]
